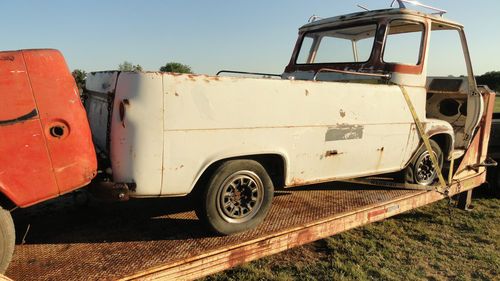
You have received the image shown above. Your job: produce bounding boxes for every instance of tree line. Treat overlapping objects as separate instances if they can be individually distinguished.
[476,71,500,92]
[73,66,500,93]
[72,61,193,91]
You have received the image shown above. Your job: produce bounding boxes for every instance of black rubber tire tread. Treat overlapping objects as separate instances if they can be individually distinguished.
[0,207,14,274]
[195,160,274,235]
[405,139,444,185]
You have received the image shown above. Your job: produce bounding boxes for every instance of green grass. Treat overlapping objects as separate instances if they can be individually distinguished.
[494,98,500,113]
[204,192,499,281]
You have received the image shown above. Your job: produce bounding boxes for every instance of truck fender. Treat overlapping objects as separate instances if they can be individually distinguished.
[424,119,455,161]
[189,151,290,194]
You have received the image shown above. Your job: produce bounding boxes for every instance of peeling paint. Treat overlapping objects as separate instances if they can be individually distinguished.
[325,125,363,141]
[290,177,306,186]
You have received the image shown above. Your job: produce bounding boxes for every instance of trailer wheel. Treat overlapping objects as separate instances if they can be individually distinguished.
[0,207,14,273]
[196,160,274,235]
[405,140,443,186]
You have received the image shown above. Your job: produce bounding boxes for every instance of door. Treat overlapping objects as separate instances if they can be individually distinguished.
[22,50,97,194]
[0,51,59,206]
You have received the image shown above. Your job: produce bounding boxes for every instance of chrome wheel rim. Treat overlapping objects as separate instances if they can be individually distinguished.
[216,171,264,223]
[415,151,438,186]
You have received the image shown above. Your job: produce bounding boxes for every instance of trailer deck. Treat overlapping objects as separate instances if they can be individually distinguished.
[5,174,483,281]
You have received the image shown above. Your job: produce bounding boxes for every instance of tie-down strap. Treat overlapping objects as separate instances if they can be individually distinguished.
[399,85,449,193]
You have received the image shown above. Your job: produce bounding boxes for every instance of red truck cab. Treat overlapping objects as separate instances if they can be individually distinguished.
[0,49,97,272]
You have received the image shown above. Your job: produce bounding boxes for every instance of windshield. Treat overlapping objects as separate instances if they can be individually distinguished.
[296,24,377,64]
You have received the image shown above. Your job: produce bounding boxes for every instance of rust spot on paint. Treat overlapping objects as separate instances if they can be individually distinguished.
[297,229,315,243]
[325,150,341,157]
[305,89,310,96]
[174,165,185,171]
[187,74,203,80]
[340,109,346,118]
[368,208,386,219]
[0,56,14,61]
[375,146,384,170]
[290,177,306,186]
[227,247,247,268]
[175,92,179,97]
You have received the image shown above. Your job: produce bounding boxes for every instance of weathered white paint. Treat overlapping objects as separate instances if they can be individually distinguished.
[86,72,441,196]
[83,8,483,197]
[85,72,120,153]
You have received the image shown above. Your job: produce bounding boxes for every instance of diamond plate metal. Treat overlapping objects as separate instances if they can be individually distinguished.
[6,183,417,280]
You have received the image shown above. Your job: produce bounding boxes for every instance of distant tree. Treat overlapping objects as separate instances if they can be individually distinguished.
[476,71,500,92]
[118,61,143,72]
[159,62,193,74]
[72,69,87,93]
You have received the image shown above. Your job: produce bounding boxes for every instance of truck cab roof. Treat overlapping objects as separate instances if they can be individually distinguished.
[299,8,462,32]
[283,7,468,86]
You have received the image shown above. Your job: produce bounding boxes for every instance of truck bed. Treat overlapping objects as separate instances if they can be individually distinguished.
[5,177,482,280]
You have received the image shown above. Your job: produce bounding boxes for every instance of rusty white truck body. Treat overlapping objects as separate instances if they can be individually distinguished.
[84,7,488,234]
[87,73,424,195]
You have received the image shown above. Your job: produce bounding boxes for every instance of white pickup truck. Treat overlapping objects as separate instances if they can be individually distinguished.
[84,7,491,234]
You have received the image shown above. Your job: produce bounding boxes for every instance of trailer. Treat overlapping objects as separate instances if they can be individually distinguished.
[1,2,497,279]
[3,167,488,281]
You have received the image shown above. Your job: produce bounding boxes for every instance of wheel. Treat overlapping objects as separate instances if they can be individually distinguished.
[405,140,444,186]
[196,160,274,235]
[0,207,14,274]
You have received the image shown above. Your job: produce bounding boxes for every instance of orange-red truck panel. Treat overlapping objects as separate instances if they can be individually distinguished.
[0,49,97,207]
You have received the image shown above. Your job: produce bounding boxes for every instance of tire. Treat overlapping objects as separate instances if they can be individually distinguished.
[405,140,444,186]
[0,207,14,274]
[196,160,274,235]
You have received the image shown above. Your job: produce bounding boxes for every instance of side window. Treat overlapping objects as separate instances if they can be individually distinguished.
[297,36,314,64]
[355,37,375,62]
[427,27,467,77]
[384,20,425,65]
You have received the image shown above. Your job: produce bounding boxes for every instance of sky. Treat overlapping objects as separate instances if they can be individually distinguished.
[2,0,499,76]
